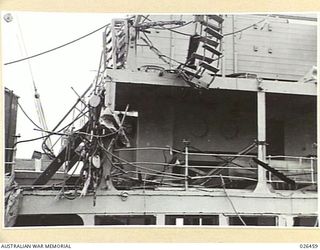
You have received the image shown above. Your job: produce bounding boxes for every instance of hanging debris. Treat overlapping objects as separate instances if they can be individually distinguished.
[179,14,224,89]
[5,174,22,227]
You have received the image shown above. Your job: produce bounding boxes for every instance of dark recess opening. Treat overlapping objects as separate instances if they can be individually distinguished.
[95,215,156,225]
[14,214,84,227]
[293,216,318,227]
[267,119,285,156]
[229,216,276,226]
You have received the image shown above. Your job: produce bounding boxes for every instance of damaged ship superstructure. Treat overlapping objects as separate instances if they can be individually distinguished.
[5,14,318,227]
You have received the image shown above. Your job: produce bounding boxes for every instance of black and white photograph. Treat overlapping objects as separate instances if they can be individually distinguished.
[3,12,318,228]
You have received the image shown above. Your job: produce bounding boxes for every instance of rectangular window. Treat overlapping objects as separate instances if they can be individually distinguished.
[293,216,318,227]
[95,215,156,225]
[229,216,276,226]
[165,215,219,226]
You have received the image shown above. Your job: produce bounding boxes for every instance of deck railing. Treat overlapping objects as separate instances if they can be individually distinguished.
[266,155,317,185]
[113,146,258,189]
[113,147,317,190]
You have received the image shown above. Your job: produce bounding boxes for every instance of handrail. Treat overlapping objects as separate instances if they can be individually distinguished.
[267,155,317,184]
[113,161,257,170]
[115,147,317,161]
[112,146,318,187]
[187,152,256,158]
[267,155,317,160]
[114,147,183,154]
[114,147,258,158]
[190,175,257,182]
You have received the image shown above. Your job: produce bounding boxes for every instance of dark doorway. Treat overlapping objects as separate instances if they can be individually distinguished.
[267,120,285,156]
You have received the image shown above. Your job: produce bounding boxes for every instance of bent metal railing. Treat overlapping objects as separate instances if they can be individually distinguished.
[111,147,317,190]
[112,146,258,190]
[266,155,317,186]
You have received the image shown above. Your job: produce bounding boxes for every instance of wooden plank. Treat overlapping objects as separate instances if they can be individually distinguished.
[230,70,307,82]
[237,55,316,68]
[199,62,219,73]
[233,15,317,31]
[201,20,221,31]
[233,31,317,45]
[204,27,223,40]
[199,36,219,48]
[234,36,316,49]
[203,45,222,56]
[192,53,215,63]
[233,23,316,35]
[235,50,316,62]
[236,62,313,78]
[236,59,315,72]
[207,15,224,24]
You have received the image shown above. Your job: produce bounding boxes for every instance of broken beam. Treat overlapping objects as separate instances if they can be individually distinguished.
[33,123,88,185]
[252,158,296,186]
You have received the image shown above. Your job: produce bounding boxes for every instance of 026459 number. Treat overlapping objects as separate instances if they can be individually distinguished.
[300,244,318,248]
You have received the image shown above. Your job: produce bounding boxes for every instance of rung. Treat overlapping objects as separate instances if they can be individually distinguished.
[188,78,209,89]
[207,15,224,24]
[181,71,208,89]
[200,20,221,32]
[182,67,202,79]
[192,53,214,64]
[198,36,219,48]
[180,71,200,88]
[204,27,223,40]
[202,45,222,56]
[199,62,219,74]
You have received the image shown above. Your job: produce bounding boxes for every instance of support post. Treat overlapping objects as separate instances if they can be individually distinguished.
[104,81,116,110]
[278,215,294,227]
[156,214,166,226]
[219,214,229,226]
[183,140,189,191]
[34,158,41,172]
[79,214,95,226]
[310,157,315,184]
[254,90,271,193]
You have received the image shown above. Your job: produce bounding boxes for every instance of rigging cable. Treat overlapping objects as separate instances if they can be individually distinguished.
[141,32,185,66]
[220,175,247,226]
[17,102,42,130]
[5,17,267,66]
[16,14,37,92]
[14,134,51,147]
[223,18,266,36]
[4,23,110,66]
[15,14,54,151]
[147,17,266,38]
